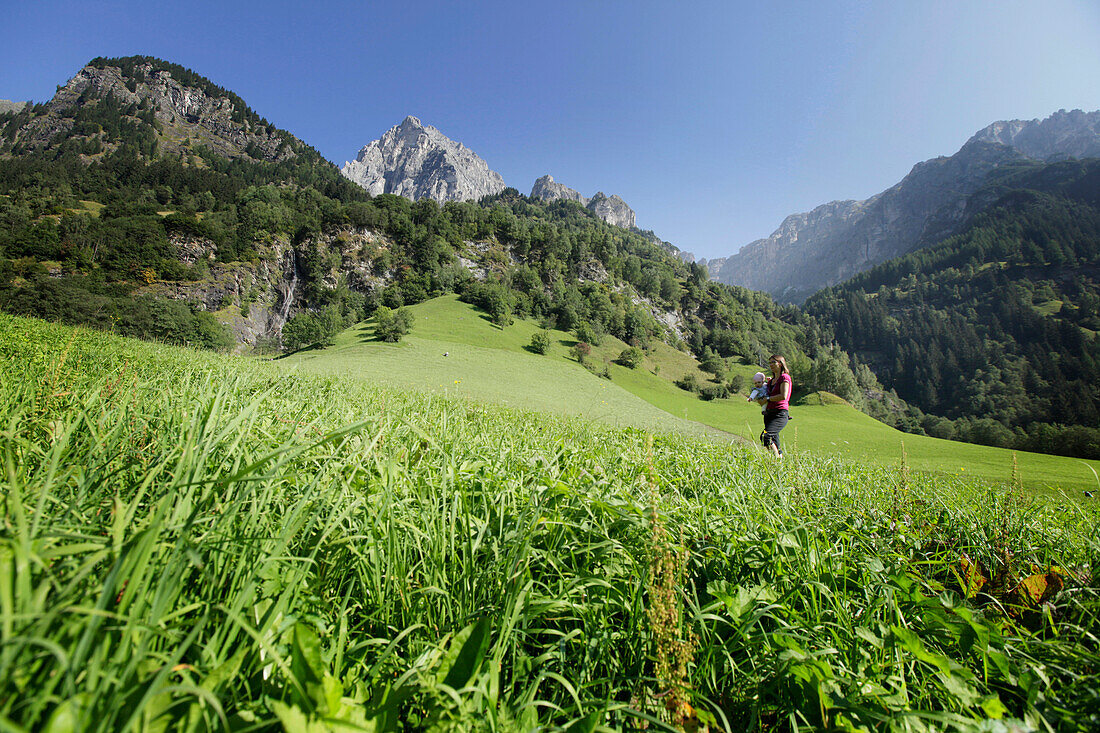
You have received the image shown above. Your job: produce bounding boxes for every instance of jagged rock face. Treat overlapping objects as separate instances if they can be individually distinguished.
[530,175,637,228]
[7,62,295,162]
[531,175,587,204]
[0,100,27,114]
[341,116,505,202]
[970,109,1100,161]
[710,109,1100,303]
[145,227,394,350]
[587,192,635,229]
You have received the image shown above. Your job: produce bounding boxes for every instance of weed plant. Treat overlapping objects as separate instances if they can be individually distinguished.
[1,314,1099,731]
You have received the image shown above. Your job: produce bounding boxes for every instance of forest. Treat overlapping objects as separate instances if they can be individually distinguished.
[805,160,1100,458]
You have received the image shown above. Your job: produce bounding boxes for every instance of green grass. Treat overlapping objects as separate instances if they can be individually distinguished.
[1033,299,1064,317]
[3,313,1099,731]
[283,295,1100,495]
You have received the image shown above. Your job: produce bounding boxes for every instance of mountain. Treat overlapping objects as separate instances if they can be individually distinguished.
[530,174,637,228]
[341,116,506,202]
[971,108,1100,160]
[803,158,1100,458]
[0,100,27,115]
[1,56,322,164]
[0,56,376,348]
[704,109,1100,303]
[0,55,903,455]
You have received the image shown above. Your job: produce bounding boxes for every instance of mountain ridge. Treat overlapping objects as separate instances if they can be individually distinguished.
[529,174,637,228]
[699,109,1100,303]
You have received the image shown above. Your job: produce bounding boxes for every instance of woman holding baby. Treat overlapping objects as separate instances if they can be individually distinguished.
[751,354,792,458]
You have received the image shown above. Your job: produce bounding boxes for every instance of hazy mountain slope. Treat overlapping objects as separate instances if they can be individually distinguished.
[804,158,1100,458]
[705,109,1100,303]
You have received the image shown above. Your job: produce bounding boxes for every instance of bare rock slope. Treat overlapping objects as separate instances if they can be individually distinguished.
[341,116,505,203]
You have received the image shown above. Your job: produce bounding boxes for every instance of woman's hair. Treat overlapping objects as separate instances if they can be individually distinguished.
[768,354,790,376]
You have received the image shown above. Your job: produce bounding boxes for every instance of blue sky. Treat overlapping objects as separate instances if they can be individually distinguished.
[2,0,1099,259]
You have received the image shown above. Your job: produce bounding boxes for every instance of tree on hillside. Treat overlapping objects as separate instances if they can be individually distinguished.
[529,330,551,354]
[617,346,644,369]
[281,305,342,352]
[374,306,413,342]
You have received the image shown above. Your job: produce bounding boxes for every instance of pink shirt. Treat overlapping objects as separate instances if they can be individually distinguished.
[766,373,792,411]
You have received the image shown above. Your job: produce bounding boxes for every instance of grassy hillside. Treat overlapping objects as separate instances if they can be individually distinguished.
[4,312,1099,731]
[282,295,1100,495]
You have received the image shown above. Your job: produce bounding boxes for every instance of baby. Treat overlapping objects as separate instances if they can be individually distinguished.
[746,372,768,413]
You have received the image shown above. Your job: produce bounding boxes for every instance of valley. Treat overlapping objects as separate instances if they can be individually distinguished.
[2,53,1100,731]
[281,295,1100,495]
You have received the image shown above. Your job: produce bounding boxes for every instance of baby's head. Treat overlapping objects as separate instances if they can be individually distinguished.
[752,372,766,387]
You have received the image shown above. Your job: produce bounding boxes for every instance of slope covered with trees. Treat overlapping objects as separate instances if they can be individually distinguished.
[805,159,1100,458]
[0,56,886,419]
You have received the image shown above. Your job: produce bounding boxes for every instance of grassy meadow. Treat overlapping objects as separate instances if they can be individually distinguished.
[281,295,1100,496]
[3,312,1099,732]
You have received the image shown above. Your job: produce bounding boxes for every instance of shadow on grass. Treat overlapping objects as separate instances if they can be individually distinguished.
[272,344,321,360]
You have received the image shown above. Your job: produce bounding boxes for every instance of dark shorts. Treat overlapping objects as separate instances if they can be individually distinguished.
[761,409,789,453]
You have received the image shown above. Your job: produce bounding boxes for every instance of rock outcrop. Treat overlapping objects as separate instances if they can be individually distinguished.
[530,174,586,204]
[706,109,1100,303]
[341,116,506,203]
[969,109,1100,161]
[529,175,636,228]
[0,100,27,115]
[6,60,298,162]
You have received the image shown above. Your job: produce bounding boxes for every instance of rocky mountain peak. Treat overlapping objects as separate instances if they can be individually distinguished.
[530,175,636,229]
[968,109,1100,161]
[3,57,300,163]
[706,108,1100,303]
[531,175,587,204]
[341,118,505,203]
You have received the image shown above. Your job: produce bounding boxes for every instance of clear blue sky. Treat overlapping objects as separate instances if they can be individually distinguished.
[2,0,1099,259]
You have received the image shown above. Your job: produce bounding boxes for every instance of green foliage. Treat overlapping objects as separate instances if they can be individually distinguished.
[373,305,413,342]
[0,277,232,350]
[573,320,602,346]
[616,345,644,369]
[674,373,700,393]
[698,382,729,401]
[806,159,1100,458]
[570,340,591,363]
[698,346,726,377]
[282,305,342,351]
[528,329,551,354]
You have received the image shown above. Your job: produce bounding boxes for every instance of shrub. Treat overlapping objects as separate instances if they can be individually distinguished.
[529,330,551,354]
[674,374,700,392]
[616,346,644,369]
[282,305,342,352]
[574,321,602,347]
[374,305,413,342]
[699,347,726,377]
[571,341,591,363]
[699,383,729,401]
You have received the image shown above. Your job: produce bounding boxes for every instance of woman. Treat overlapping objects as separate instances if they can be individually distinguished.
[755,354,792,458]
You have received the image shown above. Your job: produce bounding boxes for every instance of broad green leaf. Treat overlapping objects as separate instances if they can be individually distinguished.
[438,617,491,691]
[980,694,1009,719]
